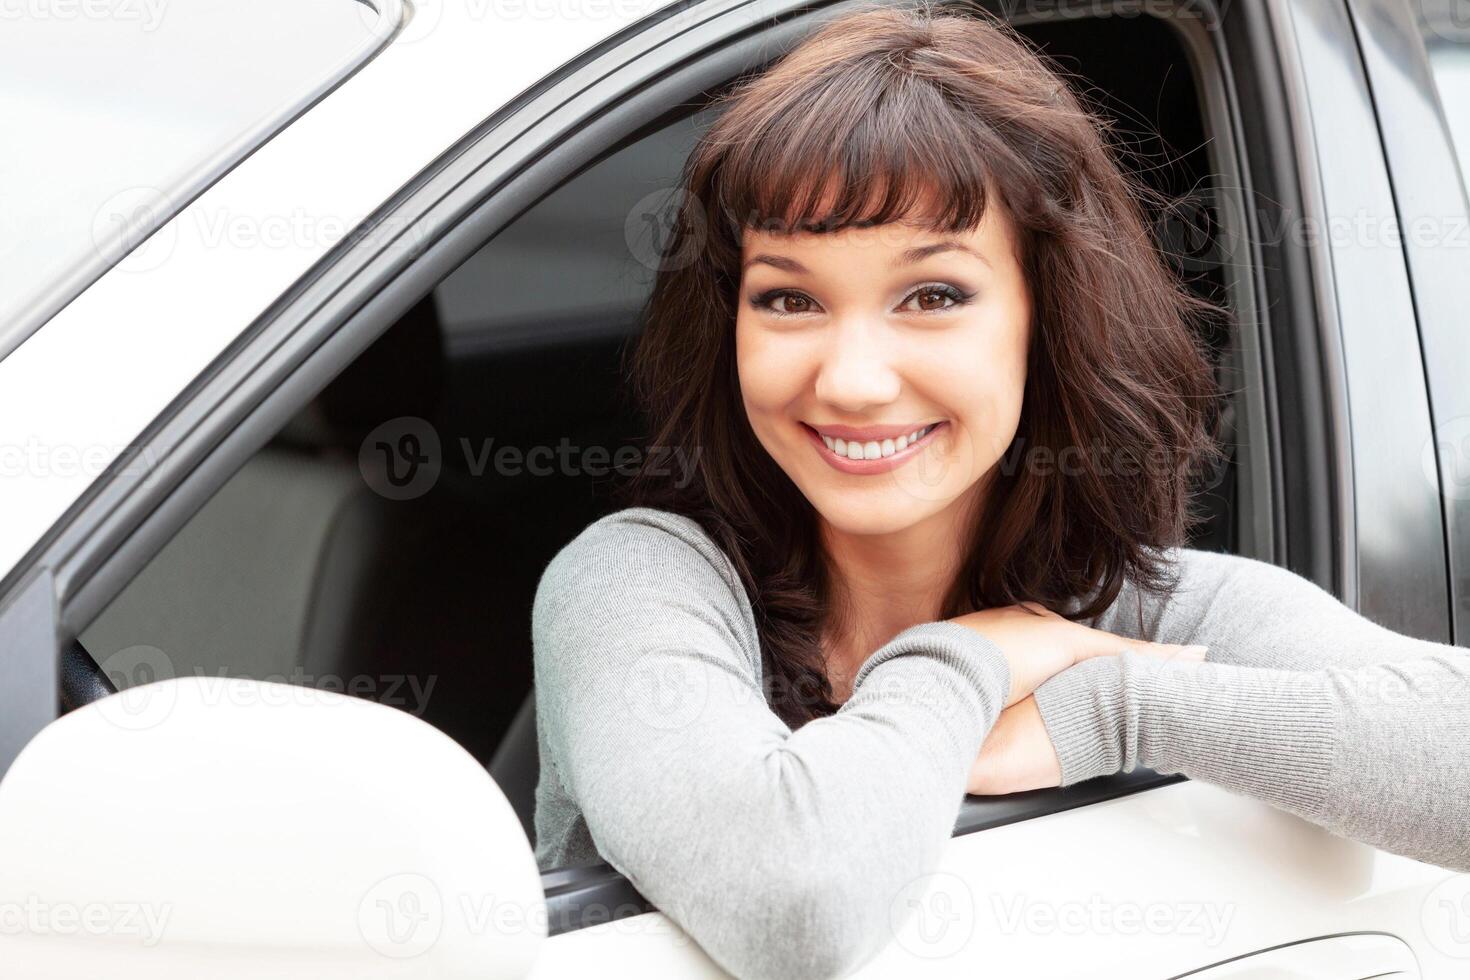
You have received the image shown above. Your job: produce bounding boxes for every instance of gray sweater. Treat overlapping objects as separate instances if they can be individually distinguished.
[530,506,1470,979]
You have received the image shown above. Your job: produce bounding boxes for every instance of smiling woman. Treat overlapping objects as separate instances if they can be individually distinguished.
[737,204,1029,513]
[625,5,1228,725]
[527,4,1470,979]
[733,200,1042,689]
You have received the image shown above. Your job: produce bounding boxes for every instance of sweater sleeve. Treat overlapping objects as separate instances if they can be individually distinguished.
[1030,546,1470,872]
[531,508,1012,980]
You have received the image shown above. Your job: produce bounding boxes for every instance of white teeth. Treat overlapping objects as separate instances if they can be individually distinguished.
[819,423,939,460]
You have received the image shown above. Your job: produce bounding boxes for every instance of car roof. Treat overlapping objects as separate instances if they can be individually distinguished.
[0,0,402,358]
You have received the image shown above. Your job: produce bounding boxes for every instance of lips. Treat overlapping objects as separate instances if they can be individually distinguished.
[800,420,948,475]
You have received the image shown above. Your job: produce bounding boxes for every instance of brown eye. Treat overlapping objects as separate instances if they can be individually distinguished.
[899,283,972,314]
[916,289,947,311]
[748,289,822,318]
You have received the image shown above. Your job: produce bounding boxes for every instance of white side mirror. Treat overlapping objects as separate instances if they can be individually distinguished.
[0,676,545,978]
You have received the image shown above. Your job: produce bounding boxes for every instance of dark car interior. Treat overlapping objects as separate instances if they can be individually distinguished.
[79,13,1242,860]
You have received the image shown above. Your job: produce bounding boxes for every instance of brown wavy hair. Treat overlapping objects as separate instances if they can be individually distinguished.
[616,2,1229,727]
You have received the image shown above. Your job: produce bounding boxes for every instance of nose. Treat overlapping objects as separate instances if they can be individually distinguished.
[812,316,902,413]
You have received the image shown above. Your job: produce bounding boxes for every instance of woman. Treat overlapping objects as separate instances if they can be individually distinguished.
[529,5,1470,978]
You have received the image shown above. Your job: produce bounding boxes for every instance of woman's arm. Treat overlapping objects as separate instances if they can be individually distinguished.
[1030,546,1470,871]
[532,508,1011,980]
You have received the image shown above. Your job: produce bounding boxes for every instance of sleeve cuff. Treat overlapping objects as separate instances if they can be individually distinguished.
[849,620,1014,755]
[1031,656,1128,786]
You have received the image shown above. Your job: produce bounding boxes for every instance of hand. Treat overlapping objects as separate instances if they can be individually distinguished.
[948,602,1207,708]
[967,694,1060,795]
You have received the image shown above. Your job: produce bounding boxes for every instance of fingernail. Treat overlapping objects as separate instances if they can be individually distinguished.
[1183,644,1209,659]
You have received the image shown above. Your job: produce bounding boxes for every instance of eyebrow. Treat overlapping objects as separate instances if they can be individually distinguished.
[741,240,993,274]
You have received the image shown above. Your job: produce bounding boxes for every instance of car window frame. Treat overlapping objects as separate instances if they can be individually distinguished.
[1345,0,1470,645]
[1275,0,1452,642]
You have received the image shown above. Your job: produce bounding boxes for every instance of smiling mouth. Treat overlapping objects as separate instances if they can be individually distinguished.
[800,421,948,474]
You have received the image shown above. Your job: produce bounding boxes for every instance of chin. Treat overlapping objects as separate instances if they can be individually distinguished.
[802,488,947,538]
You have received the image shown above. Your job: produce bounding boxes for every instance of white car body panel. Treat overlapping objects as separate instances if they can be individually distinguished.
[535,781,1464,977]
[0,0,683,580]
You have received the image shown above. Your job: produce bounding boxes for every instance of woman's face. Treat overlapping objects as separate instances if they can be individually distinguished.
[735,197,1032,537]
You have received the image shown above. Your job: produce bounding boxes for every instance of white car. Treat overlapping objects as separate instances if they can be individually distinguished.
[1,0,1467,976]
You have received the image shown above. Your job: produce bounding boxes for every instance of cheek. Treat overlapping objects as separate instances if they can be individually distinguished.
[733,318,765,412]
[979,340,1029,454]
[931,323,1028,453]
[978,338,1028,414]
[735,319,803,417]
